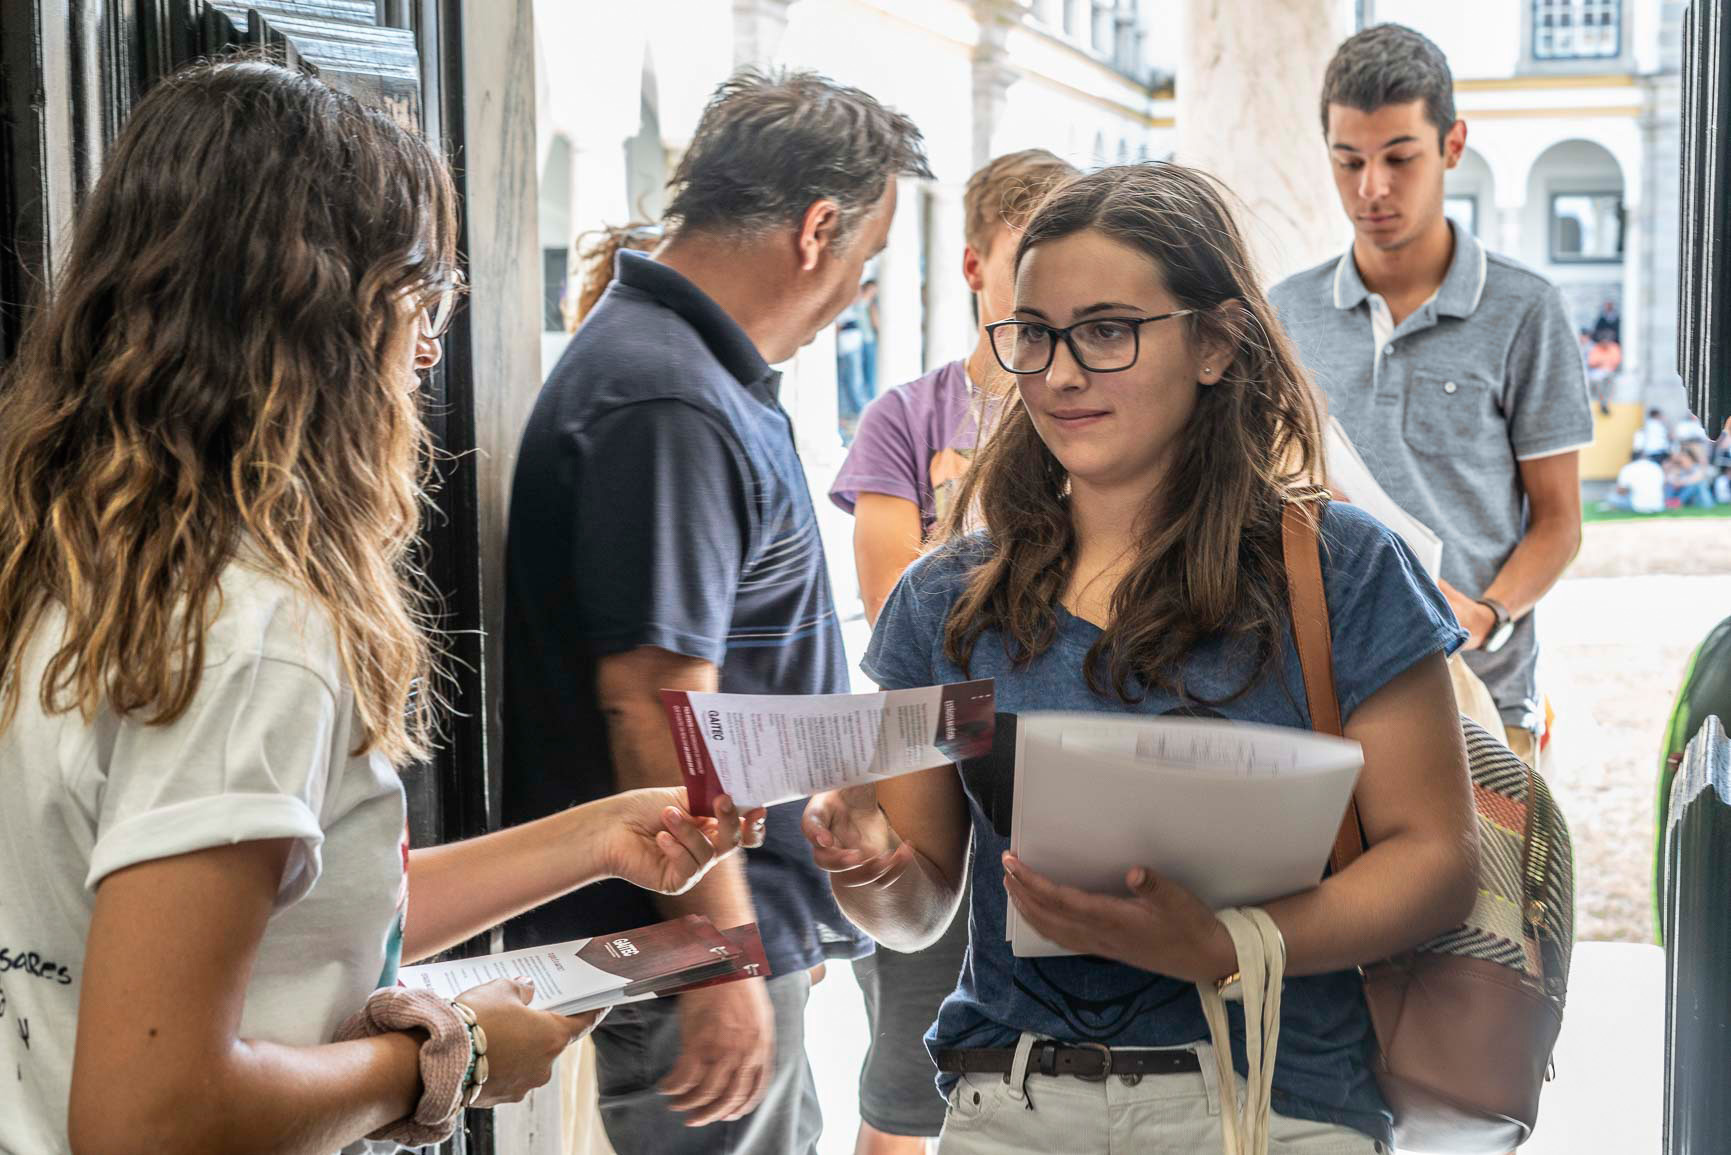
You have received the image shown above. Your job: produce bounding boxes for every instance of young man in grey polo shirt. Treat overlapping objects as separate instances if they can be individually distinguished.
[1269,24,1591,764]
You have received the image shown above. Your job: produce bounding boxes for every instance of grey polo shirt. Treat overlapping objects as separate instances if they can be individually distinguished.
[1268,220,1592,733]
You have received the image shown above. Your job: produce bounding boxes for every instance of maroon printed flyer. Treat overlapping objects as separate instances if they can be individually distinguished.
[659,923,772,995]
[659,680,996,816]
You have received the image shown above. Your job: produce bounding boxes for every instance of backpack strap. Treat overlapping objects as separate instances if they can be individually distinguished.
[1279,498,1367,876]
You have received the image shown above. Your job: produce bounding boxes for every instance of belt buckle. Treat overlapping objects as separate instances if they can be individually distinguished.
[1071,1041,1114,1082]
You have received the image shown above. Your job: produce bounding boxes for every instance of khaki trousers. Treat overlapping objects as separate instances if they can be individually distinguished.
[934,1037,1383,1154]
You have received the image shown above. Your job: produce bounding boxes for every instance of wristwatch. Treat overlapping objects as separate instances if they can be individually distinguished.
[1477,597,1514,654]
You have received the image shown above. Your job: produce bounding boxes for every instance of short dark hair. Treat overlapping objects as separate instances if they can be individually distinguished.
[666,69,932,246]
[1320,23,1456,146]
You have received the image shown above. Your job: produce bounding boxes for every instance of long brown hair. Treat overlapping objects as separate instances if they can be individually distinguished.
[0,59,459,764]
[941,163,1324,705]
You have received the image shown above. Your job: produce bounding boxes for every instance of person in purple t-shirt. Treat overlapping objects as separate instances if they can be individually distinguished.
[828,149,1076,1154]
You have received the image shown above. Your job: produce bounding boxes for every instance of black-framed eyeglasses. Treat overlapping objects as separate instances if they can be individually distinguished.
[417,270,467,340]
[985,310,1194,375]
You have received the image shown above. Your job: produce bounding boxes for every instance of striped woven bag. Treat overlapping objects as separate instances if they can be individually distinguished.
[1282,497,1575,1154]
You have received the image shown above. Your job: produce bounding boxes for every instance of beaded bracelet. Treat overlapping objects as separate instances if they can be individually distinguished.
[451,998,490,1107]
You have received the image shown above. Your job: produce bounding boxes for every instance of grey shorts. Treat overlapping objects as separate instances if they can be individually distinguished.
[853,891,971,1137]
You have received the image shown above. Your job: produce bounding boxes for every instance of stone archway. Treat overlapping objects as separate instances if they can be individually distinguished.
[1444,144,1499,245]
[1521,138,1625,341]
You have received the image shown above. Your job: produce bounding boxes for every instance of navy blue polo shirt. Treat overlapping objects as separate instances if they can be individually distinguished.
[501,250,868,974]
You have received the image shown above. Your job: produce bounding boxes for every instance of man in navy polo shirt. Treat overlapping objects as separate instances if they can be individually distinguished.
[1270,25,1591,764]
[502,71,931,1155]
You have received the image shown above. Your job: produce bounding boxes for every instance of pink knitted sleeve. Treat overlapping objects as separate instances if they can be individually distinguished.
[334,986,472,1146]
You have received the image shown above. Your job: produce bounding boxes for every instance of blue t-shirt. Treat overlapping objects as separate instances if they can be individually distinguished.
[502,251,868,974]
[862,502,1465,1145]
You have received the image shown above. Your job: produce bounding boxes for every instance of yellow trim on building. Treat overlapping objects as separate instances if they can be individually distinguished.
[1455,74,1638,92]
[1465,105,1643,119]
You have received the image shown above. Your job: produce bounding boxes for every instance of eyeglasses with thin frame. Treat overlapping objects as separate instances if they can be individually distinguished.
[417,271,467,340]
[985,310,1195,375]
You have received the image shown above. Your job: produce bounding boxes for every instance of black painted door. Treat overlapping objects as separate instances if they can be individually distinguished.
[1680,1,1730,430]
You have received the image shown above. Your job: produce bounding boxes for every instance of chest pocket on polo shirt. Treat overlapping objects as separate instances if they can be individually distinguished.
[1403,370,1501,456]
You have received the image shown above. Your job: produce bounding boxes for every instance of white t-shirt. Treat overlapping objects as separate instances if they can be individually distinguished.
[1637,417,1670,456]
[0,566,408,1155]
[1617,458,1666,514]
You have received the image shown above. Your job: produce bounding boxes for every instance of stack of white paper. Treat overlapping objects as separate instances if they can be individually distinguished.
[1324,416,1444,580]
[1008,713,1363,957]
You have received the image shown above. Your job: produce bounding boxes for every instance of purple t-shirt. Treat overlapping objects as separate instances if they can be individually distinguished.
[830,360,982,532]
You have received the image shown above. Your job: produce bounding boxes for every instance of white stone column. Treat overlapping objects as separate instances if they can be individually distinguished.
[1176,0,1348,285]
[778,328,858,618]
[875,175,930,392]
[1498,199,1524,269]
[925,182,977,370]
[470,13,559,1152]
[734,0,795,67]
[971,0,1022,169]
[1620,197,1645,404]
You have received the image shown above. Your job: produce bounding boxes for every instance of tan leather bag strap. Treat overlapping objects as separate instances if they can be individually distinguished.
[1279,499,1367,875]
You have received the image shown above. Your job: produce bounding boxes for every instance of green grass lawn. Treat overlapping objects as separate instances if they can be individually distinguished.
[1583,502,1731,524]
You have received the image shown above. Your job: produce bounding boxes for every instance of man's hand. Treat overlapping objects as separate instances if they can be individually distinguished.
[658,979,774,1127]
[592,789,767,896]
[1436,578,1493,651]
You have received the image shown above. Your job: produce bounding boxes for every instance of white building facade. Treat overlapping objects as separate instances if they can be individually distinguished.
[1388,0,1686,412]
[533,0,1185,616]
[533,0,1684,608]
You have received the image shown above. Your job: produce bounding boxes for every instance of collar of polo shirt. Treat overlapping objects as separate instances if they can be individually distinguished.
[1330,218,1490,322]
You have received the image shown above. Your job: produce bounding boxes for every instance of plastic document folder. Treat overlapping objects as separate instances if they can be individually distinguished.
[1008,712,1363,958]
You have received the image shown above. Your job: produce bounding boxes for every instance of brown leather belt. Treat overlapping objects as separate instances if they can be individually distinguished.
[936,1041,1201,1082]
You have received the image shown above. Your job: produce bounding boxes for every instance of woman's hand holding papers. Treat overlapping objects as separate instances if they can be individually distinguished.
[594,789,769,897]
[802,784,920,889]
[1001,853,1239,985]
[455,978,604,1106]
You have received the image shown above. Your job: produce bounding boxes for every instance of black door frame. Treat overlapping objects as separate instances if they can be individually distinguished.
[1680,0,1730,431]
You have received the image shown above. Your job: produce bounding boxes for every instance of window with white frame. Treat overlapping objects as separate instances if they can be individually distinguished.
[1064,0,1086,38]
[1550,192,1624,262]
[1444,194,1478,238]
[1532,0,1621,61]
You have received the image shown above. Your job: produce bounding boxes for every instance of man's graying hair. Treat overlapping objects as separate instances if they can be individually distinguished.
[666,69,932,246]
[1320,23,1457,147]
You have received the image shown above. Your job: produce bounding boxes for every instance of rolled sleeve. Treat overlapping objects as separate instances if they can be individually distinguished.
[830,390,922,514]
[860,541,981,690]
[571,400,754,666]
[1505,288,1595,462]
[89,655,339,907]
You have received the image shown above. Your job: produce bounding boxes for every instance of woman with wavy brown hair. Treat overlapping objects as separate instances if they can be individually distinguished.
[0,60,760,1155]
[802,164,1478,1153]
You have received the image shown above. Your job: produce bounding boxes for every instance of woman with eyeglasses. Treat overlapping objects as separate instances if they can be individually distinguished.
[0,61,762,1155]
[802,164,1477,1152]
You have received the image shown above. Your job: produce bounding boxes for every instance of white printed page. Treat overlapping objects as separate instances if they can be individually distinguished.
[398,940,626,1015]
[1006,713,1362,956]
[661,680,995,813]
[1324,416,1444,579]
